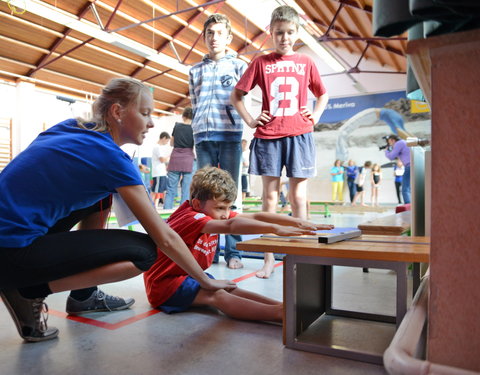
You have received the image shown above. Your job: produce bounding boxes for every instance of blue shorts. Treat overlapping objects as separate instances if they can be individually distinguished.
[249,133,316,178]
[152,176,167,193]
[159,273,215,314]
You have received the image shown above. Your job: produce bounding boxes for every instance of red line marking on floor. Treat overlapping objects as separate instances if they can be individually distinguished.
[232,261,284,283]
[49,308,162,330]
[48,261,284,330]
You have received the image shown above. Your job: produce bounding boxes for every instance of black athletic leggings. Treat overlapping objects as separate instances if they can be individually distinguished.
[0,198,157,290]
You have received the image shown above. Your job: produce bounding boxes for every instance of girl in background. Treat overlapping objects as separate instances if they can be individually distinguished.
[370,163,382,206]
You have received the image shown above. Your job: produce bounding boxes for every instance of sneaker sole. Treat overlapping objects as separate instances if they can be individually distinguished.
[66,298,135,315]
[0,291,59,342]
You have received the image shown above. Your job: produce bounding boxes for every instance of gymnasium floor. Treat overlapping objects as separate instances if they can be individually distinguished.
[0,208,405,375]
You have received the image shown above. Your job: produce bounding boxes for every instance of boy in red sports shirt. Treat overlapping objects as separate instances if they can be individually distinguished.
[144,166,333,321]
[231,5,329,279]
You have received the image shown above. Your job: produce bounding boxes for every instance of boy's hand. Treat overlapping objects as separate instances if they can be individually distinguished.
[300,106,315,124]
[248,111,271,128]
[296,221,335,231]
[274,225,317,237]
[200,278,237,291]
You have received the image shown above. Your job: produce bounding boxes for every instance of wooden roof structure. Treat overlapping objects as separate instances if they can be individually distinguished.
[0,0,407,115]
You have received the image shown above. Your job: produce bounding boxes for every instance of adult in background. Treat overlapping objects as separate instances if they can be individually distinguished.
[331,159,345,202]
[0,77,235,343]
[345,159,358,203]
[151,132,171,208]
[384,134,411,204]
[164,107,195,209]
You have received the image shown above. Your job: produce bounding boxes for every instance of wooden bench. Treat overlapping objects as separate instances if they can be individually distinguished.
[237,234,429,364]
[358,210,411,236]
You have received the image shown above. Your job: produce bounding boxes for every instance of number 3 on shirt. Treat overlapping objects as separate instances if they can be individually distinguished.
[270,77,299,117]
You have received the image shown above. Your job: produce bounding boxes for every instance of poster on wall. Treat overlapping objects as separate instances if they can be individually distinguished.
[314,91,431,162]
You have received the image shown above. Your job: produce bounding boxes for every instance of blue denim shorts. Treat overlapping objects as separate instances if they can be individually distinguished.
[152,176,167,193]
[249,133,316,178]
[159,273,214,314]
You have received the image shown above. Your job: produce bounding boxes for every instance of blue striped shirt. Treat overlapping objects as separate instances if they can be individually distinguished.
[189,53,247,144]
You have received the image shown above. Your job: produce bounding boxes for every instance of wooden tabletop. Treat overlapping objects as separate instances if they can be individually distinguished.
[237,234,429,263]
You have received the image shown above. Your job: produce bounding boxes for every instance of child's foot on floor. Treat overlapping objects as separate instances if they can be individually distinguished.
[255,262,275,279]
[227,257,243,269]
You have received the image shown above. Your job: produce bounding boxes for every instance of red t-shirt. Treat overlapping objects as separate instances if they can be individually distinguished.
[143,201,237,307]
[235,52,327,139]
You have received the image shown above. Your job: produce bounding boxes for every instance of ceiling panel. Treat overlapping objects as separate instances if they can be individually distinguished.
[0,0,407,115]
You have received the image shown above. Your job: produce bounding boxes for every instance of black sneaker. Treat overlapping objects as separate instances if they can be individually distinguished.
[0,289,59,342]
[66,289,135,315]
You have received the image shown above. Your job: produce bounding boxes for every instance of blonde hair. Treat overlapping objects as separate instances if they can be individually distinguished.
[190,166,237,203]
[270,5,300,30]
[78,77,151,132]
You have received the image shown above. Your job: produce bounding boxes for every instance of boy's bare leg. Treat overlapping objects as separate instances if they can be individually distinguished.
[256,176,280,279]
[49,261,141,293]
[230,288,282,305]
[193,288,283,322]
[360,192,367,206]
[288,177,308,220]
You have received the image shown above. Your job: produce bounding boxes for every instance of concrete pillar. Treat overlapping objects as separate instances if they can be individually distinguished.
[408,29,480,372]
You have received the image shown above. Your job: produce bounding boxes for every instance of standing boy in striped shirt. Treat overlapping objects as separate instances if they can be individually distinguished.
[189,14,247,270]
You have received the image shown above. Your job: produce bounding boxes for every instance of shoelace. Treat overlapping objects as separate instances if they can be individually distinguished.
[32,299,49,333]
[96,290,122,311]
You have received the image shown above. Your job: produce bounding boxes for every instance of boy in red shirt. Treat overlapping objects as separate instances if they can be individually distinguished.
[144,167,333,321]
[231,5,329,279]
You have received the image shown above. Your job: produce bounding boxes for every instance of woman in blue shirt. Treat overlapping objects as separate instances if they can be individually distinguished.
[0,78,235,343]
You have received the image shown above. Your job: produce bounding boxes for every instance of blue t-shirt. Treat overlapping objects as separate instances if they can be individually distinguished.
[0,119,143,247]
[331,166,344,182]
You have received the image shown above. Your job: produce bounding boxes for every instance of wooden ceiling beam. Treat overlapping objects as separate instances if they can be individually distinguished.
[27,2,93,77]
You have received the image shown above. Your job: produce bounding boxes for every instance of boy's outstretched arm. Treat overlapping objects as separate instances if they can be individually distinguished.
[230,88,271,129]
[239,211,334,232]
[202,216,320,237]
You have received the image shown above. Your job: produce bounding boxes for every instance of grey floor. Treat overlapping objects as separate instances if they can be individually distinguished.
[0,207,407,375]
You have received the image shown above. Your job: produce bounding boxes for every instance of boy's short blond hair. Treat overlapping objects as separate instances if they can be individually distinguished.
[203,13,232,36]
[190,166,237,203]
[270,5,300,30]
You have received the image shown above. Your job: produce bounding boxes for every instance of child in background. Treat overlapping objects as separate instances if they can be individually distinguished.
[393,159,404,204]
[330,159,344,202]
[231,5,329,278]
[189,13,248,270]
[370,163,382,206]
[151,132,171,208]
[352,161,372,206]
[144,167,333,322]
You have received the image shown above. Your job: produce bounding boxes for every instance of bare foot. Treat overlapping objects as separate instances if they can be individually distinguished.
[227,257,244,269]
[256,262,275,279]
